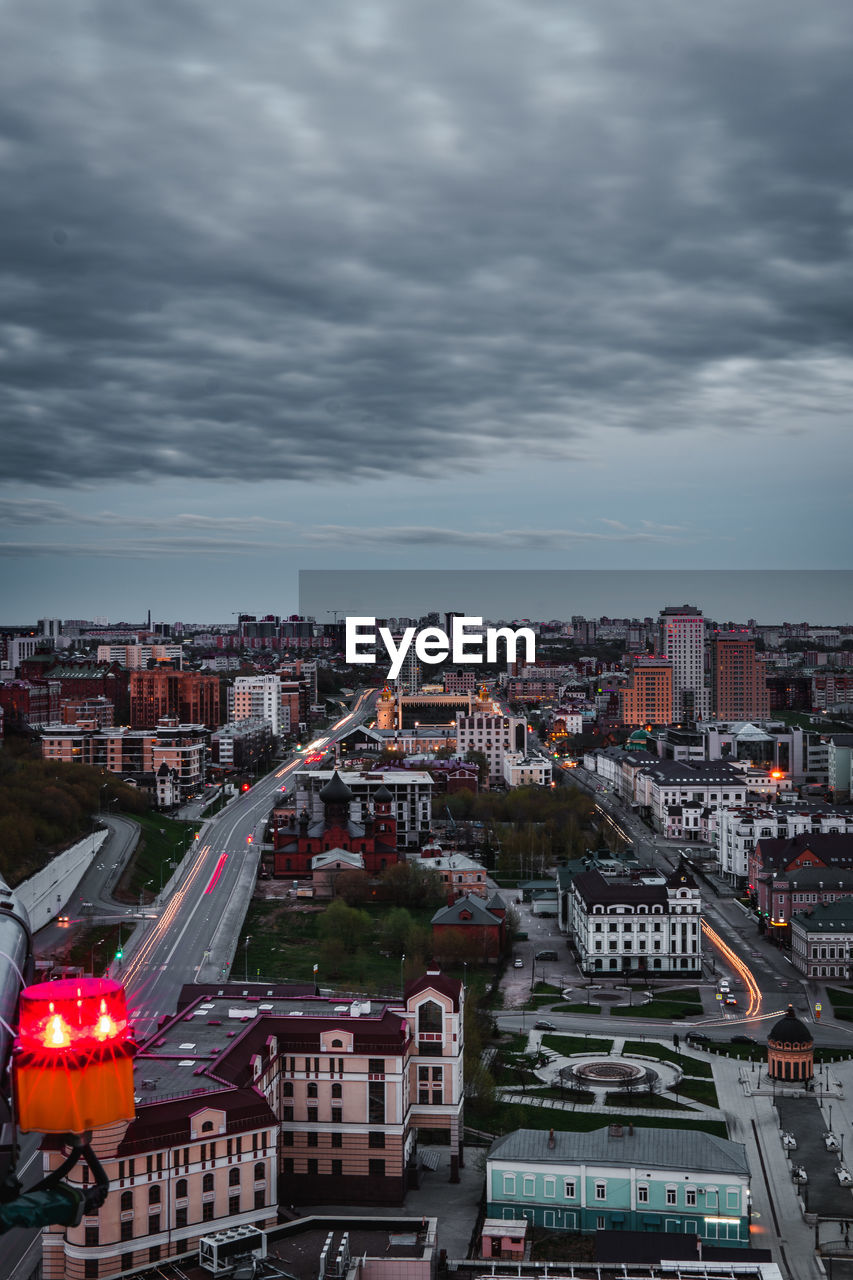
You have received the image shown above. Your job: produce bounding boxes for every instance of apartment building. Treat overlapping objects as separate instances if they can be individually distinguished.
[791,899,853,980]
[658,605,709,721]
[41,718,208,800]
[42,973,463,1280]
[716,803,853,886]
[210,717,273,771]
[455,711,527,785]
[229,674,282,735]
[710,634,768,721]
[129,670,220,730]
[566,866,702,977]
[618,657,673,727]
[97,644,184,669]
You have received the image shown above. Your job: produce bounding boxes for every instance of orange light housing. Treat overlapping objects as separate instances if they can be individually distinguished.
[13,978,136,1134]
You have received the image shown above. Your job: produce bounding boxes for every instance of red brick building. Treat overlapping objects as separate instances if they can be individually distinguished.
[749,833,853,928]
[431,893,506,962]
[130,669,221,729]
[274,773,399,878]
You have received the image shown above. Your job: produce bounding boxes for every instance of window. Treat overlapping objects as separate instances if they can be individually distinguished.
[307,1132,318,1147]
[331,1107,342,1126]
[149,1247,161,1264]
[369,1058,385,1074]
[282,1082,293,1096]
[202,1173,214,1193]
[282,1131,294,1147]
[522,1175,535,1197]
[121,1254,134,1272]
[176,1206,188,1228]
[148,1213,160,1235]
[369,1131,385,1148]
[120,1190,133,1211]
[332,1159,343,1176]
[85,1226,99,1247]
[686,1188,697,1207]
[282,1106,294,1122]
[282,1158,294,1175]
[418,1001,443,1033]
[202,1120,214,1132]
[229,1167,240,1186]
[595,1182,606,1201]
[727,1188,740,1209]
[332,1083,342,1099]
[229,1195,240,1216]
[148,1185,160,1205]
[203,1202,215,1222]
[596,1215,606,1230]
[307,1107,318,1125]
[369,1159,385,1178]
[175,1179,187,1199]
[637,1184,648,1204]
[544,1176,556,1198]
[368,1081,385,1123]
[255,1188,266,1208]
[121,1219,133,1241]
[307,1160,318,1176]
[504,1174,516,1195]
[307,1082,318,1098]
[84,1262,98,1279]
[666,1187,677,1206]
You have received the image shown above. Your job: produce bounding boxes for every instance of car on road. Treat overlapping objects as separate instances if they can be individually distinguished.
[534,1020,556,1031]
[825,1132,841,1151]
[836,1165,853,1187]
[732,1035,755,1044]
[513,958,523,968]
[686,1032,710,1045]
[724,995,738,1006]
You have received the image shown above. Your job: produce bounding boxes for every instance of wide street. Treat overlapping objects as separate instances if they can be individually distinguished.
[41,688,378,1043]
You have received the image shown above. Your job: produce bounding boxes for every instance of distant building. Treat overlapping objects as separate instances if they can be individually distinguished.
[129,669,220,730]
[710,634,769,721]
[658,605,709,721]
[431,893,506,961]
[791,899,853,980]
[229,674,282,735]
[455,711,527,785]
[292,768,433,849]
[210,717,273,771]
[41,717,208,802]
[619,657,673,727]
[273,773,399,878]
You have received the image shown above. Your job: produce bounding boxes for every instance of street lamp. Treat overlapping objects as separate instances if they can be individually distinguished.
[99,783,109,814]
[91,938,105,974]
[401,953,406,996]
[244,936,252,983]
[139,879,153,910]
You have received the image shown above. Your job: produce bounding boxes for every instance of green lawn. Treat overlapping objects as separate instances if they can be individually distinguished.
[674,1078,720,1107]
[622,1040,713,1078]
[541,1033,614,1056]
[115,811,199,903]
[465,1098,728,1139]
[612,999,701,1019]
[604,1092,691,1110]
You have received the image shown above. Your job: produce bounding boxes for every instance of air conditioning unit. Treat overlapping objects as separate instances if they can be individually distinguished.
[199,1227,266,1275]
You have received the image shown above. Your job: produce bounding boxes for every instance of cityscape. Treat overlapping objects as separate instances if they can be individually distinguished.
[0,601,853,1280]
[3,2,853,1280]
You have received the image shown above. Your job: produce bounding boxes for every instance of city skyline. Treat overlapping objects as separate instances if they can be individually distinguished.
[2,1,852,618]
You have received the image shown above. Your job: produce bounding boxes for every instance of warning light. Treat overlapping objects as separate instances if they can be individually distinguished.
[770,770,784,779]
[246,835,253,844]
[115,946,123,961]
[12,978,136,1134]
[241,783,251,792]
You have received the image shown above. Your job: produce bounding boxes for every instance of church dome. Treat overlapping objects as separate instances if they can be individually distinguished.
[768,1004,813,1048]
[319,771,354,804]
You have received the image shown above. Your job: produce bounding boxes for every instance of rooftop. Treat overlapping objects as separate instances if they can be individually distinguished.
[488,1126,749,1177]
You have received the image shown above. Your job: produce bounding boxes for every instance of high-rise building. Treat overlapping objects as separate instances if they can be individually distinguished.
[658,605,709,721]
[129,670,220,729]
[711,633,769,721]
[619,657,673,726]
[230,673,282,735]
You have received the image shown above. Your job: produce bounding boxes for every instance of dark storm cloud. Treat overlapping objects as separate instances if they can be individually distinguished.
[2,0,853,488]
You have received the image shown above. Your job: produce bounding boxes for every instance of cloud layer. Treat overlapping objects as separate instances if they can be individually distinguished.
[3,0,853,490]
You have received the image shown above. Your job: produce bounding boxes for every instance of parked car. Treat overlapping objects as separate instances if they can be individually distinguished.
[732,1035,755,1045]
[781,1132,797,1150]
[513,958,524,968]
[686,1032,710,1045]
[825,1132,841,1151]
[534,1020,556,1031]
[836,1165,852,1187]
[792,1165,808,1184]
[724,996,738,1006]
[535,950,558,961]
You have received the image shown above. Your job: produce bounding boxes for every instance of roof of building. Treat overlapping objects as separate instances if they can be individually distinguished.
[755,832,853,872]
[319,771,354,803]
[571,869,668,908]
[372,784,393,801]
[431,894,502,927]
[404,969,461,1010]
[791,899,853,931]
[486,891,507,910]
[768,1004,813,1047]
[488,1126,750,1177]
[311,849,365,870]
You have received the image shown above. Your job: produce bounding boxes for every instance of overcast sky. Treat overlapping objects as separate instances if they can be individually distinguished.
[2,0,852,623]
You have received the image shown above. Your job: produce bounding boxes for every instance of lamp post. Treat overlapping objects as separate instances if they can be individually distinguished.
[99,783,109,815]
[139,879,153,911]
[91,938,105,975]
[244,935,252,982]
[401,953,406,997]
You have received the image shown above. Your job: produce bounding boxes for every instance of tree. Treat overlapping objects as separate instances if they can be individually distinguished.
[382,907,414,955]
[317,899,372,951]
[334,868,371,905]
[464,749,489,787]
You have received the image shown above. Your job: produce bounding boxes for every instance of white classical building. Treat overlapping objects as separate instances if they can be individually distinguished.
[566,866,702,977]
[455,710,527,785]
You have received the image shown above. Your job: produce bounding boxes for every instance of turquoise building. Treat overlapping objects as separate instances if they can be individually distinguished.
[486,1127,751,1244]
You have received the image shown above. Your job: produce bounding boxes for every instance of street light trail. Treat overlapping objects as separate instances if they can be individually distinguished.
[204,854,228,894]
[701,918,762,1017]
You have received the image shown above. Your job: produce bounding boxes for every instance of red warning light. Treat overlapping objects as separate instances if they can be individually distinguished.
[13,978,136,1134]
[246,834,253,844]
[241,783,251,792]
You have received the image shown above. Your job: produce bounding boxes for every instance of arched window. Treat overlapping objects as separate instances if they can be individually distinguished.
[148,1185,160,1205]
[254,1162,266,1181]
[175,1179,187,1200]
[202,1173,214,1193]
[331,1039,343,1048]
[307,1082,318,1098]
[121,1191,133,1211]
[418,1000,443,1034]
[201,1120,214,1132]
[332,1083,342,1099]
[229,1167,240,1186]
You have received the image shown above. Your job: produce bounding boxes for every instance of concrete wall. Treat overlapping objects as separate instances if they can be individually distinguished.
[17,829,108,931]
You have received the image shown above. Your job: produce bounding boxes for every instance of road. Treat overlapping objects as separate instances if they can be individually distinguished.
[111,688,377,1041]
